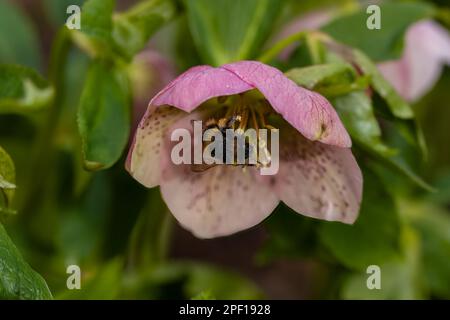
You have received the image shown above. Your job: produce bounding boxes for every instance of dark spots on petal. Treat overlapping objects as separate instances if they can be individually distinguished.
[320,123,327,134]
[269,177,276,186]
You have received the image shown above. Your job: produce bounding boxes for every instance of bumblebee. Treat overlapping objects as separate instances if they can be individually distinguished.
[191,114,255,172]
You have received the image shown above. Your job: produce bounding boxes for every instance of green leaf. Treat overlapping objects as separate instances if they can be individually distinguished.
[322,2,435,61]
[373,151,434,192]
[121,262,263,299]
[0,1,41,69]
[352,49,413,119]
[370,117,434,192]
[77,61,131,170]
[191,290,216,300]
[127,189,171,269]
[285,65,378,143]
[285,62,373,98]
[333,91,393,156]
[71,0,115,59]
[257,204,320,263]
[80,0,115,45]
[185,0,283,65]
[319,168,401,270]
[0,64,54,114]
[57,259,122,300]
[341,256,423,299]
[341,227,423,299]
[407,201,450,298]
[75,0,176,60]
[58,173,111,262]
[44,0,84,27]
[185,264,263,300]
[285,64,393,157]
[0,146,16,214]
[286,62,356,91]
[0,223,52,299]
[112,0,177,59]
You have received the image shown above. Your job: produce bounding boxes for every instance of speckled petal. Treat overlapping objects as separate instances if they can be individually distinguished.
[126,106,185,188]
[221,61,351,148]
[271,129,362,224]
[160,165,279,238]
[158,115,279,238]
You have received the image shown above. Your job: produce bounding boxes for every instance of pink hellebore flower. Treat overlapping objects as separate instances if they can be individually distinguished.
[126,60,362,239]
[378,20,450,102]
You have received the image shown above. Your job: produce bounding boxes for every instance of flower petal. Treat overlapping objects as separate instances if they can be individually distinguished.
[271,129,362,224]
[378,20,450,102]
[126,106,185,188]
[160,165,279,238]
[221,61,352,148]
[150,65,253,112]
[159,115,279,238]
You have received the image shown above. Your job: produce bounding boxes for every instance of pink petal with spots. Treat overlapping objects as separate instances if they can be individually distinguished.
[128,60,352,193]
[161,165,279,238]
[272,129,362,223]
[159,115,279,238]
[126,106,185,188]
[127,63,251,189]
[378,20,450,102]
[222,61,352,148]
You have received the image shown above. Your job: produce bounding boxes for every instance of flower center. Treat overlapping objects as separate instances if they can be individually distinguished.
[193,93,277,171]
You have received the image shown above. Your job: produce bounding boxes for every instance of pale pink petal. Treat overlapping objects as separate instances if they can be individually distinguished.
[126,106,185,188]
[159,116,279,239]
[160,165,279,238]
[127,64,252,189]
[222,61,352,148]
[150,65,253,112]
[378,20,450,102]
[270,129,362,223]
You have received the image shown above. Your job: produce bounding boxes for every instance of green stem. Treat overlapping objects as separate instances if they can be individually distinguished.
[126,189,173,271]
[258,31,307,63]
[20,28,71,217]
